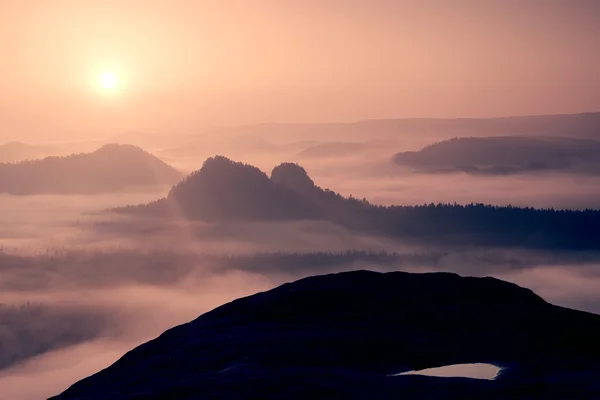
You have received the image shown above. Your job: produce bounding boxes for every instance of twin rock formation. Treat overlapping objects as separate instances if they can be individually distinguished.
[121,156,365,222]
[118,156,600,252]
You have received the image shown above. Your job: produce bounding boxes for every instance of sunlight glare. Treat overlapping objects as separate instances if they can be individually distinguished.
[98,71,119,93]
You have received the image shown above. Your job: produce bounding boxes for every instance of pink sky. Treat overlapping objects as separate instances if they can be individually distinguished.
[1,0,599,141]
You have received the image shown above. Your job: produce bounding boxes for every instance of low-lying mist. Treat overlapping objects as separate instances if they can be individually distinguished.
[2,243,600,399]
[2,142,600,399]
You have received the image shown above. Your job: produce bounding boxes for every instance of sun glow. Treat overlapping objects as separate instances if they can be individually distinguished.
[98,71,119,93]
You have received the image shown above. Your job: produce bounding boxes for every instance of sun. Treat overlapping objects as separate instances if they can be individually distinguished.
[98,71,119,93]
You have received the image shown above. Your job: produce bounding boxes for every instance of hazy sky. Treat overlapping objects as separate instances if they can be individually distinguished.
[1,0,599,140]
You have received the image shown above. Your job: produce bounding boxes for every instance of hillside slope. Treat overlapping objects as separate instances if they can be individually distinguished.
[0,144,182,195]
[51,270,600,399]
[393,136,600,175]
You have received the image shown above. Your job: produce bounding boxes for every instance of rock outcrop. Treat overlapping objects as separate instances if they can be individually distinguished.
[51,270,600,399]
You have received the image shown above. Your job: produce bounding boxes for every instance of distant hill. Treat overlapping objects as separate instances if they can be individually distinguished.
[157,137,315,164]
[297,142,367,158]
[51,270,600,400]
[117,157,376,223]
[0,144,183,195]
[393,136,600,175]
[120,156,319,220]
[0,141,62,163]
[152,113,600,166]
[115,156,600,251]
[203,112,600,142]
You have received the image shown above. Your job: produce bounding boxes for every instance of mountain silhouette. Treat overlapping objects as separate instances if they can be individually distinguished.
[51,270,600,399]
[270,162,374,228]
[0,144,182,195]
[393,136,600,175]
[0,141,62,163]
[119,158,371,222]
[116,156,600,251]
[270,162,318,195]
[124,156,319,220]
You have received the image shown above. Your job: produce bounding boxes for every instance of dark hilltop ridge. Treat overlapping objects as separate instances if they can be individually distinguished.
[51,270,600,399]
[393,136,600,175]
[115,156,322,220]
[115,156,600,251]
[0,143,183,195]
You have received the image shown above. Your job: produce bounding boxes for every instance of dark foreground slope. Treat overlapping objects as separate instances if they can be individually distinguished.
[393,136,600,175]
[0,144,182,194]
[51,270,600,399]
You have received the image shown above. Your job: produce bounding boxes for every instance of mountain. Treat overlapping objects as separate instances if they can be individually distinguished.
[393,136,600,175]
[51,270,600,399]
[122,156,319,220]
[117,156,600,251]
[0,144,183,195]
[119,158,371,224]
[270,162,373,228]
[0,141,62,163]
[203,112,600,142]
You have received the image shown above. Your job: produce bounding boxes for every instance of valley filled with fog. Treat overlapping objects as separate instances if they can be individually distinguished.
[3,2,600,397]
[2,115,600,398]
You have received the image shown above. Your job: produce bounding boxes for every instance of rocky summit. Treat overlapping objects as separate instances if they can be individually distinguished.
[51,270,600,399]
